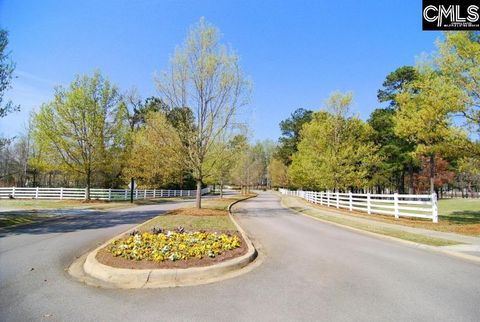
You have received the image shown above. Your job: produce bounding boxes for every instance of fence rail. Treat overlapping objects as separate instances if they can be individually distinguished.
[0,187,210,201]
[279,188,438,223]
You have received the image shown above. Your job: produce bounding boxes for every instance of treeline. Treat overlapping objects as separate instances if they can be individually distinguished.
[0,19,272,207]
[269,31,480,197]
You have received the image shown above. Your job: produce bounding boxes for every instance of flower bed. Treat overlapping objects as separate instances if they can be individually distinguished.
[108,228,242,262]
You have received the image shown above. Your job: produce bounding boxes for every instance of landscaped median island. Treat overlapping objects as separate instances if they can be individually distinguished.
[71,194,258,288]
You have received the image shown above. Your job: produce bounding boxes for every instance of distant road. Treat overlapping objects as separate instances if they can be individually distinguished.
[1,192,479,321]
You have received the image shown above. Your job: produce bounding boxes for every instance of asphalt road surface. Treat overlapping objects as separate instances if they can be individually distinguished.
[1,192,479,321]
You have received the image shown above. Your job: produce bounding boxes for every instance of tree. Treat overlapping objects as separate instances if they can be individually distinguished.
[394,70,466,194]
[0,29,19,119]
[275,108,313,165]
[289,92,380,191]
[377,66,418,107]
[122,112,186,188]
[368,108,417,193]
[205,134,247,197]
[155,18,251,208]
[268,157,289,188]
[33,71,128,199]
[435,31,480,135]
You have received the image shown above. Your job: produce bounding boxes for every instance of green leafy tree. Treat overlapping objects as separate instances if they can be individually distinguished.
[268,157,289,188]
[290,92,380,191]
[435,31,480,134]
[394,70,467,194]
[123,112,186,188]
[377,66,418,107]
[275,108,313,165]
[0,29,19,119]
[368,108,417,193]
[155,18,251,208]
[33,71,128,199]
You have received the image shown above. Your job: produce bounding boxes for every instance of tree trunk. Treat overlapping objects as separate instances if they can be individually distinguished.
[220,179,223,199]
[408,163,414,194]
[195,179,202,209]
[429,154,435,194]
[86,170,91,200]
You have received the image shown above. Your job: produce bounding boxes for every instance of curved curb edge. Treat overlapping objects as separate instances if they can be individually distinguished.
[279,195,480,265]
[70,194,259,289]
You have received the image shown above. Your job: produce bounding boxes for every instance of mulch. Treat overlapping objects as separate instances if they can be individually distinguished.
[95,232,248,269]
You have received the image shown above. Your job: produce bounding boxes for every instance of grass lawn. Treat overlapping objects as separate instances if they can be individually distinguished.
[282,194,480,238]
[283,198,461,246]
[438,198,480,224]
[139,195,255,232]
[0,213,57,228]
[0,197,188,211]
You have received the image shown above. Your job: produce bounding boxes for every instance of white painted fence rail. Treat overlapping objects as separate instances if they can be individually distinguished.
[0,187,210,201]
[279,188,438,223]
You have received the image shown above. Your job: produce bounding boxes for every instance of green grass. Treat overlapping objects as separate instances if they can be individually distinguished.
[283,198,461,247]
[139,215,236,231]
[0,197,187,211]
[438,199,480,224]
[0,213,56,228]
[137,194,255,232]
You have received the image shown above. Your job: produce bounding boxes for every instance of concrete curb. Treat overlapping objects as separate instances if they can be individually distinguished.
[280,196,480,265]
[74,195,258,289]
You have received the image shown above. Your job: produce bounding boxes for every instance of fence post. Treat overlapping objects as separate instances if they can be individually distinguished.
[60,187,64,200]
[144,189,146,199]
[135,189,138,200]
[35,187,39,199]
[327,191,330,207]
[349,191,353,211]
[320,192,323,205]
[85,188,87,200]
[336,192,339,208]
[432,193,438,223]
[11,187,15,198]
[108,188,112,201]
[393,193,399,219]
[153,189,156,198]
[367,192,371,214]
[124,189,128,200]
[180,190,183,197]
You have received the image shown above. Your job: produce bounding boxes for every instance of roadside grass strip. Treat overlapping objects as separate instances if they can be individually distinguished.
[284,200,462,247]
[0,197,188,211]
[0,213,57,228]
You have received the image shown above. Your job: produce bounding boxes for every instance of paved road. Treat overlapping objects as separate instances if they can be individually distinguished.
[1,192,479,321]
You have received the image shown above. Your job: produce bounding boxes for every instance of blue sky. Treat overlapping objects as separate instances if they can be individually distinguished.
[0,0,442,141]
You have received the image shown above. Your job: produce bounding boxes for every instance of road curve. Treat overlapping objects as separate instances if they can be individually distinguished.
[1,192,479,321]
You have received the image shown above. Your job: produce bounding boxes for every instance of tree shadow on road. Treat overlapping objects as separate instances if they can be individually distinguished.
[0,208,175,238]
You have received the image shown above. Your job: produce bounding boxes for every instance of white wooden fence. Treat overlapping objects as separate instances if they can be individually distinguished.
[279,188,438,223]
[0,187,211,201]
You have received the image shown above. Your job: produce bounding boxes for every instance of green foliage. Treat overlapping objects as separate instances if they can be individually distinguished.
[435,31,480,134]
[394,70,466,156]
[155,17,251,207]
[275,108,313,165]
[122,112,186,188]
[0,29,19,119]
[377,66,418,107]
[289,93,380,190]
[268,157,289,187]
[367,107,417,192]
[32,71,128,198]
